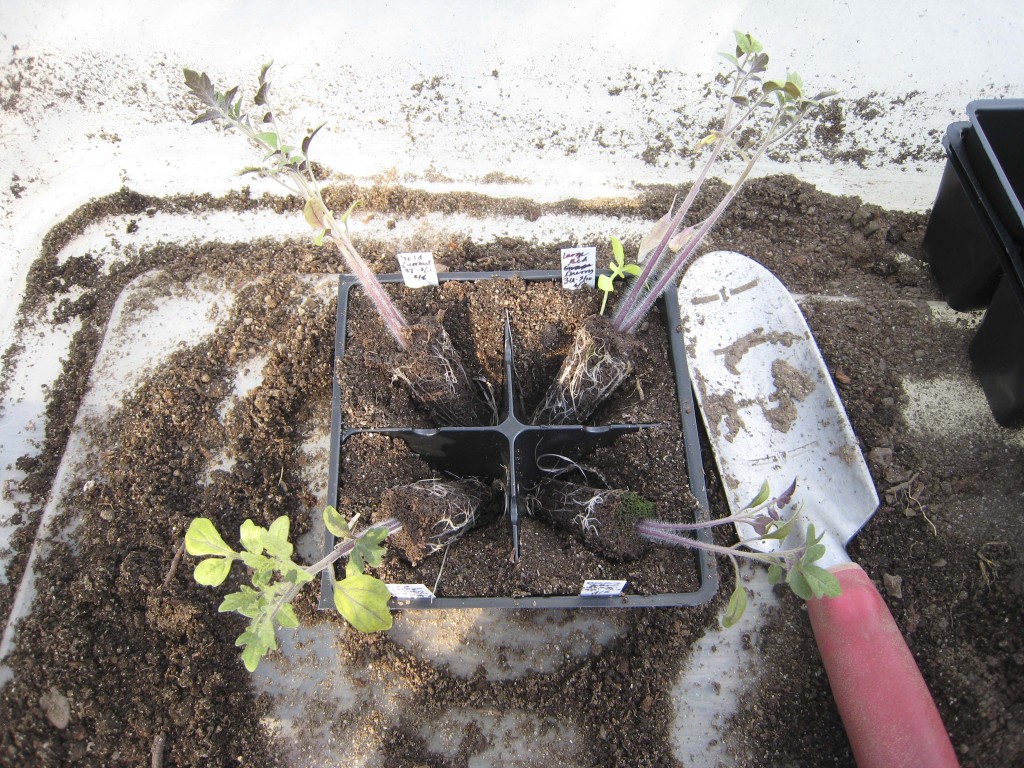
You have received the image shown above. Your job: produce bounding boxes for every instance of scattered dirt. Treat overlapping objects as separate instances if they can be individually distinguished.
[2,173,1022,767]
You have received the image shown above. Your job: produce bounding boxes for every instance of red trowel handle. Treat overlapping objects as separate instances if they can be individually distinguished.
[806,563,959,768]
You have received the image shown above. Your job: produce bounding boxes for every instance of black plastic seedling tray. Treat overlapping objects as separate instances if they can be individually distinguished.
[319,270,716,610]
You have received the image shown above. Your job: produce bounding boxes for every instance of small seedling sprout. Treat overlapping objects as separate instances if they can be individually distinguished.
[185,508,400,671]
[597,237,642,315]
[636,479,841,626]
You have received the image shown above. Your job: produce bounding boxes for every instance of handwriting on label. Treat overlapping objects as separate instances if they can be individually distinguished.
[560,247,597,290]
[397,252,439,288]
[387,583,436,600]
[580,579,627,597]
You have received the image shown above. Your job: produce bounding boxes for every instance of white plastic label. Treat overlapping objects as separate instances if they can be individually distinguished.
[560,247,597,290]
[580,579,627,597]
[397,251,439,288]
[387,583,436,600]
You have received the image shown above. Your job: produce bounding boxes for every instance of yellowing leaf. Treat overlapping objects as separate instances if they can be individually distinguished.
[333,574,393,633]
[194,557,233,587]
[185,518,235,558]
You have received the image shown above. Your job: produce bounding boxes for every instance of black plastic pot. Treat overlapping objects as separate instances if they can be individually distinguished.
[964,99,1024,246]
[923,107,1024,426]
[922,122,1007,310]
[319,270,717,609]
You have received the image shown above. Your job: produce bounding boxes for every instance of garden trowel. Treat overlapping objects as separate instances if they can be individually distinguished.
[678,251,958,768]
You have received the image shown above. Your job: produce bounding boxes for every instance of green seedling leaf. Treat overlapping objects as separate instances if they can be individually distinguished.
[256,131,279,149]
[339,199,361,225]
[194,556,233,587]
[313,228,327,247]
[696,132,718,148]
[722,585,748,628]
[218,587,261,617]
[610,235,625,265]
[323,505,352,538]
[744,480,771,510]
[800,564,842,599]
[239,519,267,555]
[719,52,740,68]
[264,516,294,560]
[333,573,393,633]
[185,518,236,558]
[767,563,784,585]
[622,263,642,277]
[277,604,300,629]
[597,274,615,292]
[349,525,389,573]
[786,567,813,600]
[235,616,277,672]
[760,515,797,542]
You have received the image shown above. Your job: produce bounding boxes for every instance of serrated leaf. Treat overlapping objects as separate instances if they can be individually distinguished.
[194,556,233,587]
[239,519,267,555]
[277,604,300,629]
[240,551,275,573]
[183,68,216,105]
[191,110,222,125]
[264,516,293,560]
[218,588,261,616]
[744,480,770,510]
[349,526,388,573]
[323,506,351,538]
[333,573,393,632]
[722,585,748,628]
[281,562,314,585]
[185,518,236,557]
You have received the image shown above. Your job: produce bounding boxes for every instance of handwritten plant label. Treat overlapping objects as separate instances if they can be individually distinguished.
[579,579,627,597]
[560,247,597,290]
[397,251,439,288]
[387,583,436,600]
